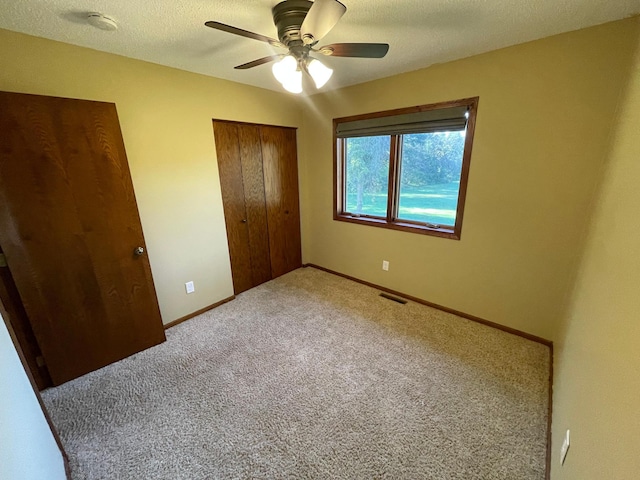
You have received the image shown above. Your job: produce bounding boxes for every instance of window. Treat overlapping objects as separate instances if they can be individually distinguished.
[334,97,478,239]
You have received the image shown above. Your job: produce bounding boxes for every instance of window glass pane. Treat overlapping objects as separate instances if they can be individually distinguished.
[397,131,466,226]
[344,136,390,217]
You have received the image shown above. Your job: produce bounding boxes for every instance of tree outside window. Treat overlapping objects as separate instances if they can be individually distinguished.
[335,97,478,239]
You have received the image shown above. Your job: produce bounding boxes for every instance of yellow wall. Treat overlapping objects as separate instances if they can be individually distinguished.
[299,18,640,340]
[550,29,640,480]
[0,29,303,324]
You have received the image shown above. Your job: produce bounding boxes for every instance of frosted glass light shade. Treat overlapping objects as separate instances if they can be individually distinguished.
[282,70,303,93]
[272,55,298,86]
[307,58,333,89]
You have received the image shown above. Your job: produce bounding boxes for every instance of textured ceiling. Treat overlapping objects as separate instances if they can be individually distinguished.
[0,0,638,94]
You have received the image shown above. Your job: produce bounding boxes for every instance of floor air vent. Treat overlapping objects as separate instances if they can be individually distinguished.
[379,293,408,304]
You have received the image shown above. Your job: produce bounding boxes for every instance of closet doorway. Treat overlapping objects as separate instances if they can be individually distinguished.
[213,121,301,294]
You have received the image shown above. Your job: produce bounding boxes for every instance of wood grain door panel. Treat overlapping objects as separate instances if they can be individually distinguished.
[0,92,165,385]
[214,120,300,292]
[0,248,52,390]
[213,121,254,294]
[261,126,302,278]
[237,125,272,287]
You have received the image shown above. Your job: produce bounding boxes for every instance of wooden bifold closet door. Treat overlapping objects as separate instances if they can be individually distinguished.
[213,121,301,294]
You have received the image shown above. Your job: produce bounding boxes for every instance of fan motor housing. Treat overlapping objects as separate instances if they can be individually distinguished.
[272,0,312,46]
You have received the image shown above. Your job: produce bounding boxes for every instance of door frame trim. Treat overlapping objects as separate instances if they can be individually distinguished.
[211,118,298,131]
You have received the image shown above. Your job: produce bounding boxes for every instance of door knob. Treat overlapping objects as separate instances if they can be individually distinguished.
[241,219,247,223]
[134,246,145,256]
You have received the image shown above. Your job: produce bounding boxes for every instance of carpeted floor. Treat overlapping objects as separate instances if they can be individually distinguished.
[42,267,551,479]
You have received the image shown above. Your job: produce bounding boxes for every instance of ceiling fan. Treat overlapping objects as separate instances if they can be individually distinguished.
[205,0,389,93]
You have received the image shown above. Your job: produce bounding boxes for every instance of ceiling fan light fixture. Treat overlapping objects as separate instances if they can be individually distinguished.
[307,58,333,89]
[281,70,303,94]
[272,55,297,84]
[205,0,388,94]
[272,55,303,94]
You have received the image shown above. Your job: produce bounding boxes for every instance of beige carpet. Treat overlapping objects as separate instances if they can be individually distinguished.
[42,267,550,479]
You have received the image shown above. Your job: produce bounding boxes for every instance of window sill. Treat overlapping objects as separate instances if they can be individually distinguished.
[334,214,460,240]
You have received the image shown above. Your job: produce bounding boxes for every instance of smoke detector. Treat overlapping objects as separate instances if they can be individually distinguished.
[87,13,118,31]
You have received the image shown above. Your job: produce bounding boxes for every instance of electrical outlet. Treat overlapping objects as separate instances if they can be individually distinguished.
[185,281,195,294]
[382,260,389,271]
[560,429,570,465]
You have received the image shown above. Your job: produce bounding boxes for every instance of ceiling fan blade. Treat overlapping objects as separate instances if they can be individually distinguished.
[205,21,285,48]
[300,0,347,44]
[234,55,283,70]
[318,43,389,58]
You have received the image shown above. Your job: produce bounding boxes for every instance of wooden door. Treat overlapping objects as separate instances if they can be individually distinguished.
[214,121,300,293]
[238,125,272,287]
[0,92,166,385]
[0,248,52,390]
[214,121,254,294]
[213,121,271,295]
[261,126,302,277]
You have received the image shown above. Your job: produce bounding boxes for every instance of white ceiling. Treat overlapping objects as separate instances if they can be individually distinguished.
[0,0,638,94]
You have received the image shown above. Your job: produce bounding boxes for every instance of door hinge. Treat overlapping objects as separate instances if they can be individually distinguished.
[0,253,7,267]
[36,356,46,368]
